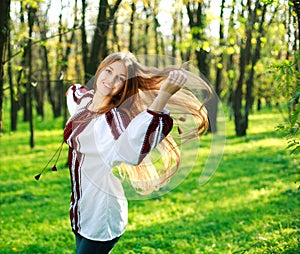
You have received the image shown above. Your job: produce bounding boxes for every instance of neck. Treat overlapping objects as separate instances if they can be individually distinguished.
[88,95,112,112]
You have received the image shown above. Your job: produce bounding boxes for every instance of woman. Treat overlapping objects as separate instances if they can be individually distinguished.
[63,52,210,253]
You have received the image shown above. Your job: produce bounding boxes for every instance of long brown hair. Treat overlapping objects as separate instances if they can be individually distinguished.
[93,52,211,194]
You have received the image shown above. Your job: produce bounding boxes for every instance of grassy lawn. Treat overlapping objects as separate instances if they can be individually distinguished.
[0,107,299,254]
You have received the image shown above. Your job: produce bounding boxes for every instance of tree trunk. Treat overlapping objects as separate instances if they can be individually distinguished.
[112,16,120,52]
[186,1,214,133]
[153,0,159,67]
[186,1,210,78]
[178,8,189,62]
[257,98,261,111]
[226,0,236,121]
[0,0,11,132]
[87,0,108,76]
[129,2,136,53]
[81,0,89,82]
[233,0,258,136]
[291,1,300,72]
[27,7,36,148]
[245,3,266,128]
[208,0,225,133]
[215,0,225,97]
[34,13,53,120]
[8,30,18,131]
[171,11,177,61]
[19,6,28,122]
[291,0,300,51]
[42,45,54,117]
[86,0,122,77]
[143,2,150,65]
[58,0,78,119]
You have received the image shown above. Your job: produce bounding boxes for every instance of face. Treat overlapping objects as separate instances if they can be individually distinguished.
[95,60,127,98]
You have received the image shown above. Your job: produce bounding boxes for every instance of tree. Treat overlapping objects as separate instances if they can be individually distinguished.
[185,0,210,78]
[38,4,55,120]
[290,0,300,48]
[2,0,298,142]
[85,0,122,80]
[8,16,18,131]
[52,0,79,118]
[233,0,260,136]
[129,1,136,53]
[208,0,226,133]
[215,0,226,98]
[185,1,222,133]
[0,0,11,132]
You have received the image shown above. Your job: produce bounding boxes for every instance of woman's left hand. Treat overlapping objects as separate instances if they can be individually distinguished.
[159,70,187,96]
[148,70,187,113]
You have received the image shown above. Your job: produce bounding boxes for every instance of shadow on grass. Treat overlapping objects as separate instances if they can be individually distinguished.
[224,130,284,144]
[116,187,299,254]
[113,134,299,254]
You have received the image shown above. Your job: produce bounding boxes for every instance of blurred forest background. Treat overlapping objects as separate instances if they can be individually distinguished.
[0,0,299,151]
[0,1,299,253]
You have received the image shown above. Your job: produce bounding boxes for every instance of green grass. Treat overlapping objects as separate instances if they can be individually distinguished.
[0,108,299,254]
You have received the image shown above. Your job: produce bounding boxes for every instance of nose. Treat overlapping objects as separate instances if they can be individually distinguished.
[106,75,115,86]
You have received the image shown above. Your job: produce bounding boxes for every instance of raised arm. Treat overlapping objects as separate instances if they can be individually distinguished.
[148,70,187,113]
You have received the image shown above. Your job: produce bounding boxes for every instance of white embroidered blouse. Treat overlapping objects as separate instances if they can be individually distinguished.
[63,84,173,241]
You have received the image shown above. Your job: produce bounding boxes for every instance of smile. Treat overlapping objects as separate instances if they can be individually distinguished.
[104,83,113,89]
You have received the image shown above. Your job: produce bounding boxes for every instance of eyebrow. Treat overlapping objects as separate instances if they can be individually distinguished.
[108,66,126,78]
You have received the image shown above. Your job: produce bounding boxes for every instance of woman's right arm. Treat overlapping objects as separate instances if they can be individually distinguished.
[66,84,89,116]
[107,109,173,167]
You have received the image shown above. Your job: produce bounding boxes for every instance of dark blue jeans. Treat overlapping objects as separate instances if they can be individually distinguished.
[75,233,121,254]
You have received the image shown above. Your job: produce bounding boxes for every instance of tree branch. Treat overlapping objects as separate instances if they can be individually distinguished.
[2,26,81,64]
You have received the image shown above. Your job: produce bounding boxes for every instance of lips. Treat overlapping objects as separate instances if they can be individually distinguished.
[104,83,113,89]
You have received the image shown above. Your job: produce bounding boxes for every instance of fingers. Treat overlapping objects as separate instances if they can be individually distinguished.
[168,70,187,86]
[159,70,188,96]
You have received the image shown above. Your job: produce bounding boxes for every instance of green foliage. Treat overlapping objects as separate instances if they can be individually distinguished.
[21,0,42,9]
[267,55,300,155]
[261,0,276,5]
[0,108,298,253]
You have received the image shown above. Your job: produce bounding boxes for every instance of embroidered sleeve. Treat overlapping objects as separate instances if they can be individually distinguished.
[111,109,173,166]
[66,84,90,116]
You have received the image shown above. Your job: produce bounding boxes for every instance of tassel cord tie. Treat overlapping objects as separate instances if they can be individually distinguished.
[34,140,65,180]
